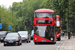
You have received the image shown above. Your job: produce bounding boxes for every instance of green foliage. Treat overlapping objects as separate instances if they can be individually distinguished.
[0,0,74,32]
[0,6,17,31]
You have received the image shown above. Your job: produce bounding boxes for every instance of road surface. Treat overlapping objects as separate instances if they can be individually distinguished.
[0,37,66,50]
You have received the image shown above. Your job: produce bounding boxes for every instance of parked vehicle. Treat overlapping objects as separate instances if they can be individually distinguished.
[4,32,22,46]
[0,31,8,42]
[18,31,31,43]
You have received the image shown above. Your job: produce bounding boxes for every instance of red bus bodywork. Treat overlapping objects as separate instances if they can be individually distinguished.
[35,9,54,13]
[34,34,55,43]
[56,15,61,41]
[34,18,55,25]
[33,9,56,44]
[56,28,61,39]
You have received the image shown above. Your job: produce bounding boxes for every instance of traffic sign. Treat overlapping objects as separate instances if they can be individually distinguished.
[0,23,2,29]
[8,25,12,29]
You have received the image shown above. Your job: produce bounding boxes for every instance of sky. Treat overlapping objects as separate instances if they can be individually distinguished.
[0,0,23,8]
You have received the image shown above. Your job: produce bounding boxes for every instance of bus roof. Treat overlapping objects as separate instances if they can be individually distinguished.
[56,15,59,18]
[35,9,55,13]
[56,15,61,20]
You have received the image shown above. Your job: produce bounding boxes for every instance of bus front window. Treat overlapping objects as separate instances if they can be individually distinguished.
[36,20,52,24]
[35,13,55,18]
[34,25,55,38]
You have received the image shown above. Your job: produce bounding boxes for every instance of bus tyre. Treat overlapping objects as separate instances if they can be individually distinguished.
[34,42,37,44]
[57,38,61,41]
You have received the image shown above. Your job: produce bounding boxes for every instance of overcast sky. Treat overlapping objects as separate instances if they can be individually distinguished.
[0,0,23,8]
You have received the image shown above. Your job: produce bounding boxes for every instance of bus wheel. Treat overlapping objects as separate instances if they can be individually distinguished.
[57,38,61,41]
[34,42,38,44]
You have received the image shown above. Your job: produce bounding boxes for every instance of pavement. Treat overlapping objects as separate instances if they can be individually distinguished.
[59,36,75,50]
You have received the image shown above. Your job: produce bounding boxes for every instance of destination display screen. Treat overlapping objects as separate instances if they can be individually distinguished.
[34,18,55,25]
[36,20,52,24]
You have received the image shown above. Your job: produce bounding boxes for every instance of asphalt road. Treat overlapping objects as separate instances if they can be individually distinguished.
[0,37,66,50]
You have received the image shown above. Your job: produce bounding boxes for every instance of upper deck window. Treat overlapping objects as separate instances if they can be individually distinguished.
[35,13,55,18]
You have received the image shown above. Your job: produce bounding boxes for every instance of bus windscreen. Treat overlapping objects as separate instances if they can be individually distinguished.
[34,18,55,25]
[36,20,52,24]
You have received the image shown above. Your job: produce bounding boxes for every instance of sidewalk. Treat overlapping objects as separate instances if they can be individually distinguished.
[59,36,75,50]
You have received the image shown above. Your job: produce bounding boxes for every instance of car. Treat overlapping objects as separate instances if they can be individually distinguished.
[31,30,34,40]
[0,31,8,42]
[18,31,31,43]
[4,32,22,46]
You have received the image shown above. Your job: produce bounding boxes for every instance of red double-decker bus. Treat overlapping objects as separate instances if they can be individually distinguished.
[56,15,61,41]
[33,9,57,44]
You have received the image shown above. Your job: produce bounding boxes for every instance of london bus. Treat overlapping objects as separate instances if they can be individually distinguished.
[33,9,59,44]
[56,15,61,41]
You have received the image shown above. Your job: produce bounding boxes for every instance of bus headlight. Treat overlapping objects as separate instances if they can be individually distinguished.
[35,38,37,40]
[57,35,59,37]
[51,38,53,41]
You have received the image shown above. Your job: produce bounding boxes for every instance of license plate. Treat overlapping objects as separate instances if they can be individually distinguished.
[8,41,13,43]
[42,40,46,42]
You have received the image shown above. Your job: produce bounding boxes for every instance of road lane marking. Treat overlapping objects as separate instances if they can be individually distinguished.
[56,39,66,50]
